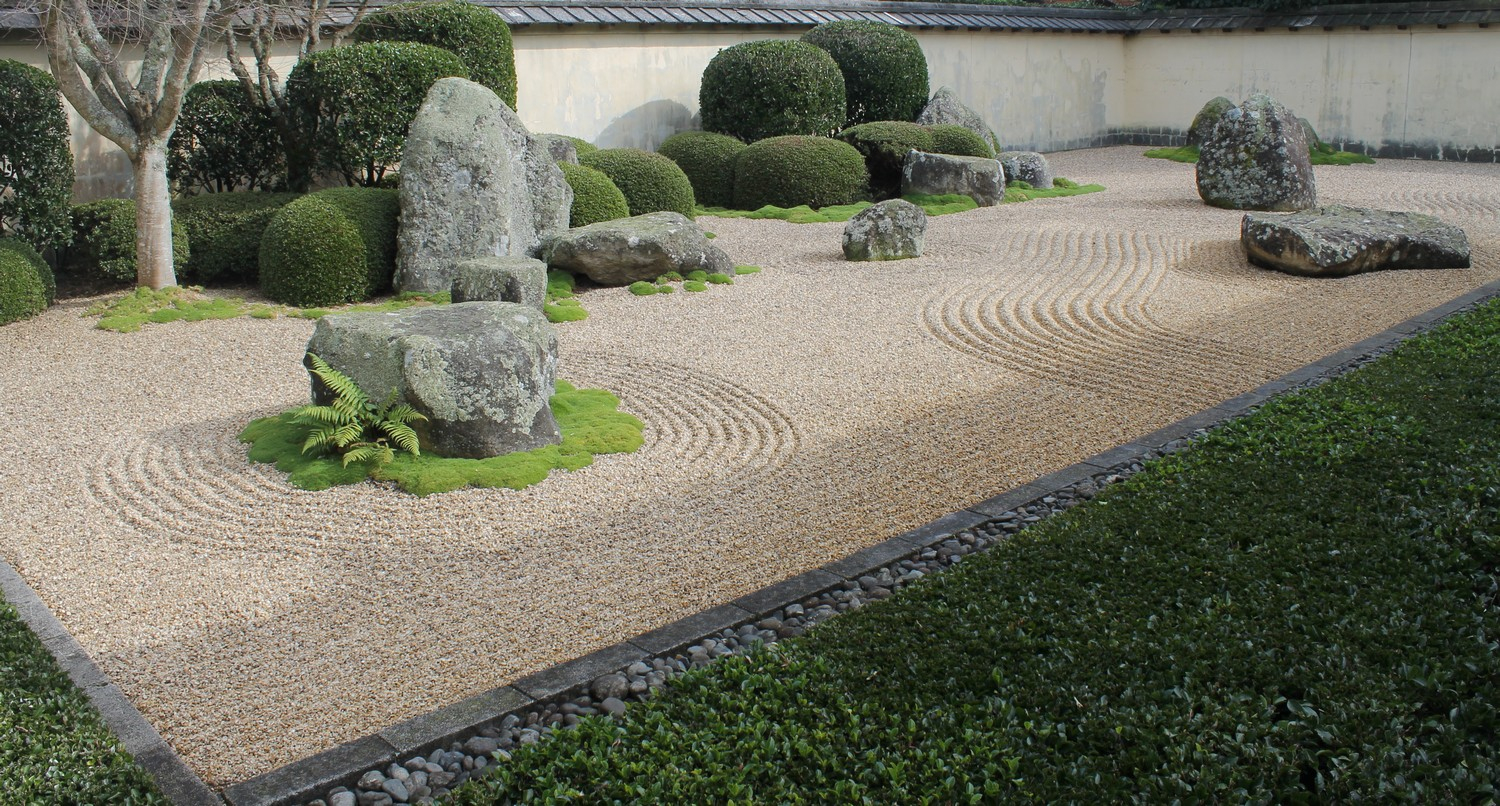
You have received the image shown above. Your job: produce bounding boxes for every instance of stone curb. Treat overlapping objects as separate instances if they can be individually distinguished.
[9,278,1500,806]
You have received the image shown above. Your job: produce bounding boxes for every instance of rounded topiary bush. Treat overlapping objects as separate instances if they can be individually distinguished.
[0,237,50,325]
[838,121,935,200]
[258,196,368,307]
[354,0,516,110]
[308,186,400,296]
[64,199,190,284]
[802,20,929,128]
[657,131,746,208]
[580,148,696,218]
[566,137,598,160]
[168,80,285,194]
[172,192,301,283]
[559,162,630,227]
[732,136,868,210]
[699,40,845,143]
[0,59,75,253]
[928,124,994,158]
[286,41,469,187]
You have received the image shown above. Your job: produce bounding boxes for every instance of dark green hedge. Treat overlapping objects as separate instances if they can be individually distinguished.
[566,137,598,160]
[306,186,400,297]
[258,195,369,307]
[63,199,189,285]
[837,121,935,200]
[732,135,868,210]
[0,60,74,253]
[168,80,286,194]
[172,192,302,283]
[579,149,696,218]
[559,162,630,227]
[927,123,994,158]
[354,0,517,111]
[699,40,846,143]
[0,237,49,325]
[802,21,929,127]
[656,131,746,208]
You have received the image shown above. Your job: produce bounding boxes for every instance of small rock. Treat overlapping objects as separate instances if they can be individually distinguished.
[358,793,393,806]
[601,697,628,716]
[464,735,499,757]
[330,792,357,806]
[382,778,410,803]
[591,672,631,701]
[358,771,386,791]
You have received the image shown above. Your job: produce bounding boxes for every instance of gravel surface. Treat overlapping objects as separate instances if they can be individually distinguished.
[1,147,1496,786]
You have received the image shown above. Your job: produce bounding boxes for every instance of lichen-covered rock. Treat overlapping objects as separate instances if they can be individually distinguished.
[451,256,547,310]
[1186,96,1234,147]
[1242,205,1470,277]
[916,87,1000,156]
[998,151,1053,190]
[305,302,560,458]
[1195,94,1316,212]
[395,78,572,293]
[534,133,580,164]
[901,151,1004,207]
[843,199,926,261]
[540,212,732,286]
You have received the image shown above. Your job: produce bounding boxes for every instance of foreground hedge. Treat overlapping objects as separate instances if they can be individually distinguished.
[0,237,50,325]
[453,298,1500,802]
[173,192,301,283]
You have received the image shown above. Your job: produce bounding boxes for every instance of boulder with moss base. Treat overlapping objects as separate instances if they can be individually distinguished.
[541,212,733,286]
[901,151,1004,207]
[1241,205,1470,278]
[1196,94,1316,212]
[916,87,1000,156]
[306,302,561,458]
[999,151,1053,190]
[395,78,571,294]
[843,199,926,261]
[451,256,548,310]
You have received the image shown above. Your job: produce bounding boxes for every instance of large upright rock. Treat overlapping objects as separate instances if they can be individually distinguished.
[1186,96,1234,147]
[306,303,561,459]
[1242,205,1471,277]
[540,212,733,286]
[396,78,572,293]
[901,151,1005,207]
[917,87,1000,156]
[1195,94,1316,212]
[843,199,926,262]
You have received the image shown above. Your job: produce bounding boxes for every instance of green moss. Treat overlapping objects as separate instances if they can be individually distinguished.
[706,273,733,285]
[734,265,762,275]
[685,270,709,282]
[1146,144,1374,165]
[544,268,588,324]
[699,193,978,224]
[656,284,675,294]
[1002,183,1106,204]
[240,380,644,496]
[704,232,716,239]
[683,280,707,292]
[1143,145,1203,163]
[628,281,658,296]
[86,287,449,331]
[657,272,684,283]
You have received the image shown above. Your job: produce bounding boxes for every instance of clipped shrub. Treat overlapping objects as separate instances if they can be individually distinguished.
[258,195,368,307]
[657,131,746,208]
[63,199,189,285]
[0,60,74,253]
[0,237,50,325]
[838,121,934,200]
[566,137,598,159]
[928,123,994,158]
[802,21,929,127]
[168,80,285,194]
[559,162,630,227]
[699,40,845,143]
[732,136,868,210]
[309,186,400,296]
[579,149,695,217]
[172,192,301,283]
[285,41,469,187]
[354,0,517,110]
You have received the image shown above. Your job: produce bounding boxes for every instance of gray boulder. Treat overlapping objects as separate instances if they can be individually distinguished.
[1186,96,1234,147]
[395,78,572,294]
[540,212,733,286]
[1195,94,1316,212]
[843,199,926,262]
[535,133,580,164]
[998,151,1053,190]
[1242,205,1470,277]
[451,256,548,311]
[917,87,1000,156]
[901,151,1005,207]
[305,303,561,459]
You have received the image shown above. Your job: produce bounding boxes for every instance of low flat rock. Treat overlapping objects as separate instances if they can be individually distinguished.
[540,211,733,285]
[998,151,1053,190]
[917,87,1000,156]
[901,151,1004,207]
[1242,205,1471,277]
[843,199,926,261]
[451,256,547,310]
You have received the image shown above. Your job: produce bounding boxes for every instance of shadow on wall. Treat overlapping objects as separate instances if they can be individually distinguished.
[594,100,696,151]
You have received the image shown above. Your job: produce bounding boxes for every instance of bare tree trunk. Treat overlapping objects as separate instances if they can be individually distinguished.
[132,140,176,289]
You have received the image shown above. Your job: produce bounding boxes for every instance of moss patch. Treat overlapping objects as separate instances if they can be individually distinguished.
[1002,179,1106,204]
[697,186,1097,225]
[544,269,588,323]
[1145,144,1375,165]
[239,380,643,496]
[86,287,451,332]
[734,265,762,275]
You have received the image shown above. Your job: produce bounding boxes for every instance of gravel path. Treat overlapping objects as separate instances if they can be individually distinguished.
[2,147,1497,786]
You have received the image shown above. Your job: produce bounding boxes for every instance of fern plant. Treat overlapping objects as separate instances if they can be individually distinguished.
[295,353,427,466]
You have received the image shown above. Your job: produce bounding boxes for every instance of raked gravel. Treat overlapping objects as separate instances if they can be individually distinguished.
[1,147,1497,787]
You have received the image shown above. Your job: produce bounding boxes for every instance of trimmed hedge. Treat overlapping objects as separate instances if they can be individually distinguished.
[566,137,598,160]
[0,59,74,253]
[927,123,994,158]
[354,0,517,111]
[168,80,285,194]
[656,131,746,208]
[309,186,401,297]
[0,237,49,325]
[172,192,301,283]
[285,41,469,187]
[258,195,369,307]
[579,149,696,218]
[559,162,630,227]
[802,21,929,128]
[837,121,935,200]
[63,199,189,285]
[732,136,868,210]
[699,40,846,143]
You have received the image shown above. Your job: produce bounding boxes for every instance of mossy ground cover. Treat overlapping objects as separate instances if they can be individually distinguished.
[451,297,1500,803]
[697,182,1103,224]
[86,286,450,333]
[240,381,643,496]
[543,269,587,323]
[627,266,759,297]
[1145,144,1375,166]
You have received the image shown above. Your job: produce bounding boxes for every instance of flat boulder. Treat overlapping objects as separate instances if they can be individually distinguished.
[843,199,926,262]
[1196,94,1316,212]
[998,151,1053,190]
[305,302,560,459]
[395,78,572,294]
[917,87,1000,156]
[1242,205,1471,277]
[540,212,733,285]
[451,256,547,310]
[901,151,1004,207]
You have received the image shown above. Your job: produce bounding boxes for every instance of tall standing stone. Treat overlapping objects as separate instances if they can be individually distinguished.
[1195,94,1316,212]
[917,87,1001,156]
[395,78,572,293]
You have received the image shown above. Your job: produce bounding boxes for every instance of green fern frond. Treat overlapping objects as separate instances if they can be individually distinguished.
[341,443,396,467]
[293,405,350,427]
[384,404,428,425]
[306,353,371,410]
[378,420,422,456]
[331,421,365,447]
[301,424,340,454]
